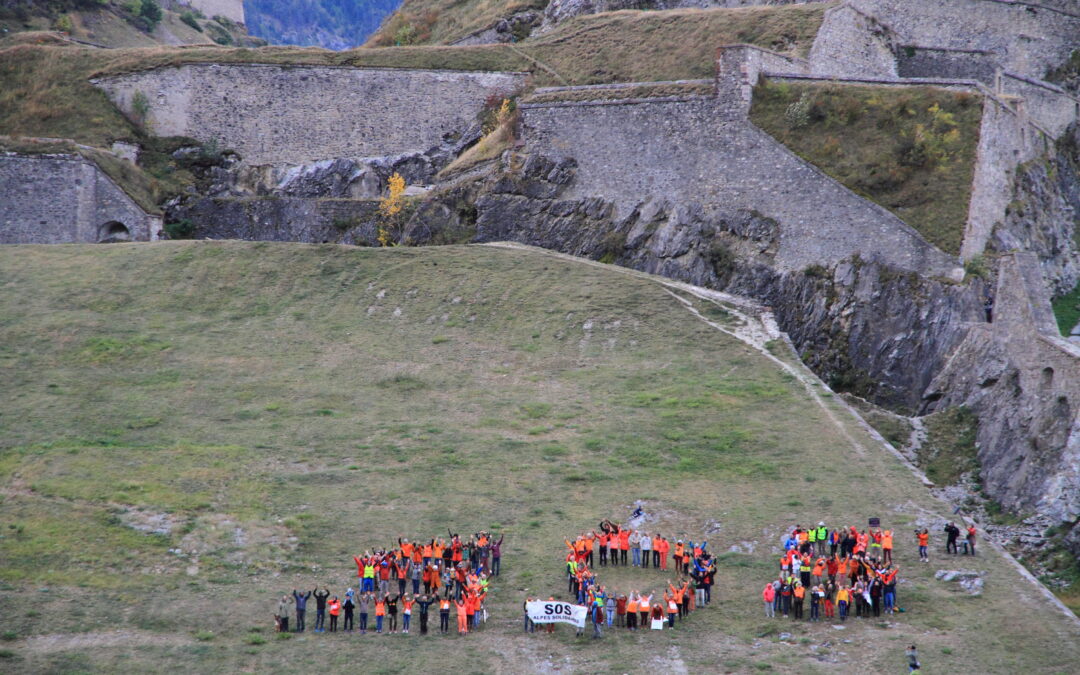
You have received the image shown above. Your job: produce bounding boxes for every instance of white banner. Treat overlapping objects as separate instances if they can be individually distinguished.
[527,600,589,628]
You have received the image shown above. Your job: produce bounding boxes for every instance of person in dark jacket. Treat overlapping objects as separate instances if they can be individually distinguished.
[293,589,311,632]
[342,589,355,632]
[416,593,435,635]
[944,523,960,554]
[491,534,505,576]
[312,588,329,632]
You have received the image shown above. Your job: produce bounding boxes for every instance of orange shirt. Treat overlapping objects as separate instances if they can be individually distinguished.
[627,599,639,613]
[401,542,415,558]
[883,531,893,549]
[794,586,805,599]
[375,601,386,616]
[917,532,929,546]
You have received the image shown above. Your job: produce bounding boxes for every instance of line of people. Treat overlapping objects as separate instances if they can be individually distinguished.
[273,530,502,636]
[566,519,709,573]
[762,522,900,622]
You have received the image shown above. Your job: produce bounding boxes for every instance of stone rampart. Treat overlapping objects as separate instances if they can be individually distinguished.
[808,4,898,79]
[998,73,1080,139]
[833,0,1080,82]
[520,95,959,276]
[896,47,998,83]
[0,153,161,244]
[925,253,1080,524]
[95,65,527,167]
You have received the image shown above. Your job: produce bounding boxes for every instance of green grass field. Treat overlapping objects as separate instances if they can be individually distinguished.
[0,242,1077,672]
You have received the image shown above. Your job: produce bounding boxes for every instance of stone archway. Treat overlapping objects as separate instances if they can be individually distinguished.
[97,221,131,243]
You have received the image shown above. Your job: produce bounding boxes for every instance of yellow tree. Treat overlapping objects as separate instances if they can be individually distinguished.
[377,172,406,246]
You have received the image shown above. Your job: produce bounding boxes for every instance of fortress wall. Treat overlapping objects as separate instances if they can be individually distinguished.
[808,4,898,79]
[837,0,1080,81]
[962,96,1050,260]
[0,154,160,244]
[896,47,998,83]
[999,74,1080,139]
[521,96,959,276]
[96,65,527,167]
[926,253,1080,522]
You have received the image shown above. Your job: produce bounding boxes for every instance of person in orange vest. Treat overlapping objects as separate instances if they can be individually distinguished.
[626,591,639,630]
[673,541,685,574]
[916,528,930,562]
[328,596,341,632]
[812,557,826,586]
[651,535,662,569]
[792,582,806,619]
[617,525,630,567]
[374,594,387,633]
[638,591,653,628]
[882,529,894,565]
[664,590,678,628]
[439,592,452,634]
[598,530,610,567]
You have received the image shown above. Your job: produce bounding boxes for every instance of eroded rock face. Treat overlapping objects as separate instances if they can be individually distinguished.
[462,152,985,410]
[935,569,985,595]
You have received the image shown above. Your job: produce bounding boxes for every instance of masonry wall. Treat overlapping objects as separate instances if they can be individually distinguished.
[0,154,160,244]
[896,47,998,83]
[962,97,1050,260]
[838,0,1080,81]
[925,253,1080,524]
[521,96,959,276]
[96,65,526,167]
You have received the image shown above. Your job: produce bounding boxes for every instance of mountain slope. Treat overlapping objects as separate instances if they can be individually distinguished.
[0,241,1077,672]
[244,0,402,49]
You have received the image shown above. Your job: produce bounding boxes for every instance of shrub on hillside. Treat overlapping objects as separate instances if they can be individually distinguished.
[180,10,202,32]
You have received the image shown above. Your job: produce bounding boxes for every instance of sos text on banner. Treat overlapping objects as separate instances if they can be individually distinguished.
[527,600,589,628]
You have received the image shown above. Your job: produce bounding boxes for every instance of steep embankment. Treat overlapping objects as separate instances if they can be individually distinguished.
[0,241,1077,672]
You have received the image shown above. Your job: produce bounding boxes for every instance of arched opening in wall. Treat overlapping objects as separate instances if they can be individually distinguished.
[97,221,131,243]
[1041,367,1054,391]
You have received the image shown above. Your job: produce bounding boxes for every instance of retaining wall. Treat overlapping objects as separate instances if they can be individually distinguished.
[520,94,959,276]
[0,154,161,244]
[95,64,527,166]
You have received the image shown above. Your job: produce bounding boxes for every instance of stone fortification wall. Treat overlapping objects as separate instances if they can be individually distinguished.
[835,0,1080,82]
[807,4,897,79]
[520,95,959,276]
[962,93,1051,261]
[715,45,807,118]
[896,47,998,83]
[925,253,1080,525]
[95,65,526,167]
[0,154,161,244]
[998,74,1080,140]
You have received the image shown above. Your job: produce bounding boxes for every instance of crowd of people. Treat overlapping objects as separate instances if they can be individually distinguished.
[761,522,901,622]
[273,530,503,636]
[525,519,717,638]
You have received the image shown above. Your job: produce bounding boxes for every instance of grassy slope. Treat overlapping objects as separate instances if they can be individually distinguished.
[0,242,1077,672]
[750,80,983,256]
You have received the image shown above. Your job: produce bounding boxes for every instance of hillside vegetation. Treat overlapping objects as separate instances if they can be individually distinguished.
[751,80,983,255]
[0,242,1078,672]
[0,0,251,48]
